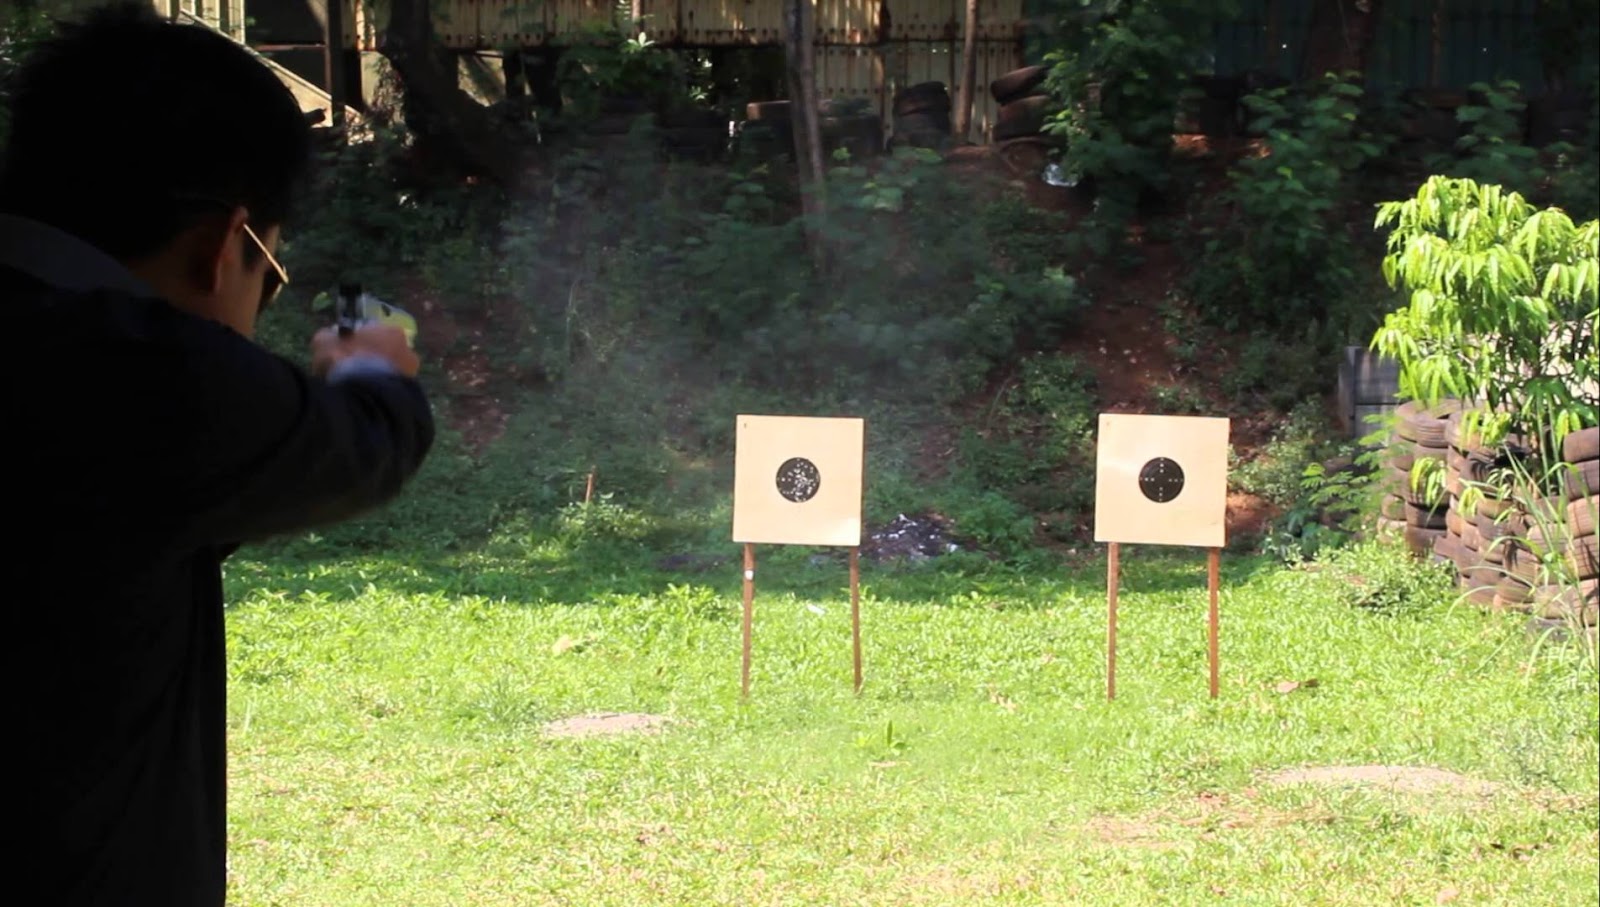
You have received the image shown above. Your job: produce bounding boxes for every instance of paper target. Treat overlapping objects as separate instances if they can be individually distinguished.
[1094,414,1229,548]
[733,415,864,546]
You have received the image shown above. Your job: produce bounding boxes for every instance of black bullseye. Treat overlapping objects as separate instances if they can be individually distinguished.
[1139,457,1185,503]
[776,457,821,503]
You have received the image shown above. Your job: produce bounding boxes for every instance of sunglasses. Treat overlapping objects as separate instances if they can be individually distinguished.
[240,222,289,313]
[174,194,290,314]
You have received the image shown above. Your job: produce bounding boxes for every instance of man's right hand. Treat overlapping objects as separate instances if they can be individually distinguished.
[311,324,420,379]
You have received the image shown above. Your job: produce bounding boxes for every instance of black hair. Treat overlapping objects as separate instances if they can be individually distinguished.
[0,3,311,262]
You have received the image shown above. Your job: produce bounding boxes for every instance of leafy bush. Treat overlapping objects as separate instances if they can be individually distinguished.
[1042,0,1236,227]
[1189,73,1387,346]
[1233,401,1341,508]
[1428,80,1544,198]
[1370,175,1599,451]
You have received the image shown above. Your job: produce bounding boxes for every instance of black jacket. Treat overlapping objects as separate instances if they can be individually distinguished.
[2,214,435,905]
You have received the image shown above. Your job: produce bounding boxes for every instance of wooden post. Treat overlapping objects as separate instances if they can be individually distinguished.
[782,0,828,269]
[953,0,979,140]
[741,544,756,699]
[850,547,863,693]
[1208,547,1221,699]
[323,0,348,129]
[584,465,596,504]
[1106,542,1120,701]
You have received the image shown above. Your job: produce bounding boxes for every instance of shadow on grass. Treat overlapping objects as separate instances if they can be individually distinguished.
[227,533,1283,612]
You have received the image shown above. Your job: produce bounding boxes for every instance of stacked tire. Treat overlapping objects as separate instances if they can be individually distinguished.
[1389,400,1458,564]
[891,82,952,151]
[818,97,884,160]
[1528,427,1600,641]
[990,66,1057,142]
[1446,411,1500,608]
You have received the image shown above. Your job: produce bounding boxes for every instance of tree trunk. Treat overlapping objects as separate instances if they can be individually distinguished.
[953,0,979,140]
[782,0,827,269]
[1300,0,1383,81]
[379,0,519,186]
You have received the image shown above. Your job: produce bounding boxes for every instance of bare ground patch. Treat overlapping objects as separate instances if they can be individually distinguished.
[541,712,676,739]
[1262,765,1504,798]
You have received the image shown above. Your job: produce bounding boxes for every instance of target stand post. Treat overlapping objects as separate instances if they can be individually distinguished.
[1095,414,1231,701]
[733,415,867,699]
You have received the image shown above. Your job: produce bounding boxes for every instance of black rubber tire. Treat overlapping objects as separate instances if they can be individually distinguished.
[1461,523,1482,552]
[1570,533,1599,580]
[1565,459,1599,500]
[1404,501,1448,529]
[821,113,885,159]
[1534,584,1599,622]
[1563,427,1599,463]
[1404,525,1446,558]
[1476,495,1514,521]
[893,82,950,117]
[1463,585,1497,608]
[1395,400,1459,447]
[1506,544,1544,583]
[819,96,873,117]
[1445,508,1467,536]
[1433,534,1465,566]
[990,65,1049,105]
[996,136,1056,176]
[994,95,1056,141]
[1464,561,1499,586]
[894,109,951,135]
[1380,494,1406,521]
[1568,496,1597,536]
[1524,524,1571,561]
[1392,447,1416,472]
[1495,574,1535,610]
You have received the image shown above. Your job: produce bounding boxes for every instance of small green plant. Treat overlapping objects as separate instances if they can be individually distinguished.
[1316,540,1455,615]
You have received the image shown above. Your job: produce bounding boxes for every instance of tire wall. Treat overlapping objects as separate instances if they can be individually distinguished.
[1381,404,1597,629]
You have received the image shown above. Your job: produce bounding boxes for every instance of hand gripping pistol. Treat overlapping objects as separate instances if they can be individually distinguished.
[336,283,418,348]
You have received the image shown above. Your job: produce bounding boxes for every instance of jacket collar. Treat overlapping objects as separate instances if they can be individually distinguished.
[0,212,157,297]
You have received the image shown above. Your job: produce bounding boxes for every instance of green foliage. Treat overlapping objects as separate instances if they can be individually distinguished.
[1429,81,1543,197]
[1233,401,1341,509]
[947,354,1100,546]
[1371,175,1600,448]
[554,24,686,116]
[1042,0,1236,226]
[1189,74,1387,345]
[1312,539,1456,616]
[0,2,51,151]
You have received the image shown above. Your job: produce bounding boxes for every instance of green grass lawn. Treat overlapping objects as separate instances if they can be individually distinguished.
[222,540,1599,906]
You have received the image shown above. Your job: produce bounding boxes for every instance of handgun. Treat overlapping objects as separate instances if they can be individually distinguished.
[336,283,418,348]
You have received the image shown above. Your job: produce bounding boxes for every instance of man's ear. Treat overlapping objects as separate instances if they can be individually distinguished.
[189,205,249,295]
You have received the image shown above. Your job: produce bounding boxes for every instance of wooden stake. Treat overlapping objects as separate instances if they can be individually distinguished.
[850,546,862,693]
[741,544,755,699]
[1208,547,1221,699]
[1107,542,1120,701]
[953,0,980,140]
[584,465,596,504]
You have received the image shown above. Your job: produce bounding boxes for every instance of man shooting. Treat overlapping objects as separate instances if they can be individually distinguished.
[2,6,436,904]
